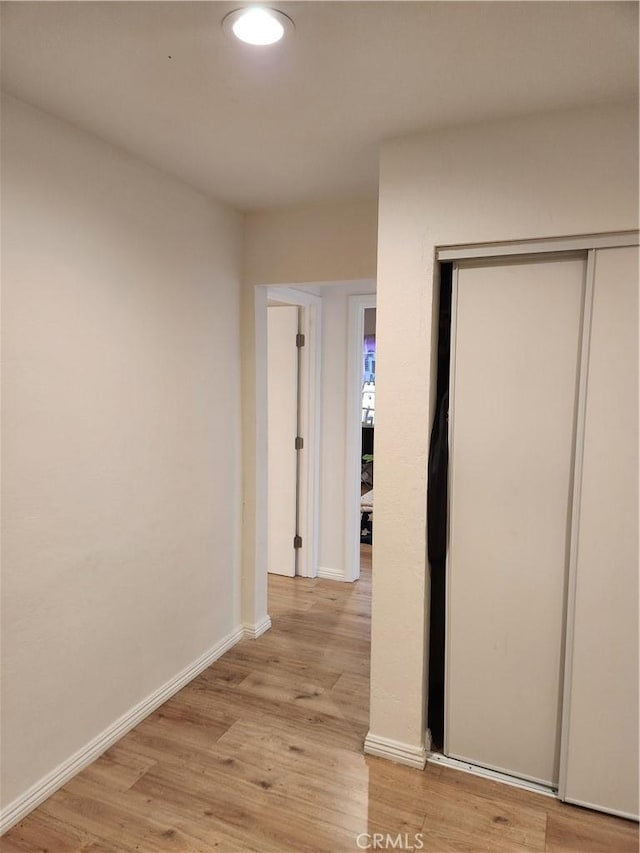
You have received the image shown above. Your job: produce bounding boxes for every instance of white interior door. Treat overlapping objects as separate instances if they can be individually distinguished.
[446,255,585,787]
[267,305,298,577]
[562,246,639,817]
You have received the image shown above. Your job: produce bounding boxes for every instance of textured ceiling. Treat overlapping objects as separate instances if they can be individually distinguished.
[1,1,637,210]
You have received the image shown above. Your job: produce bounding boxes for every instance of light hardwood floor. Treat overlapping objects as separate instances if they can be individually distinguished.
[2,546,638,852]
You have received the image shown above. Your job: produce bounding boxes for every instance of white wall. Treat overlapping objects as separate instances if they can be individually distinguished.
[241,201,378,625]
[1,95,243,811]
[370,100,639,754]
[244,199,378,288]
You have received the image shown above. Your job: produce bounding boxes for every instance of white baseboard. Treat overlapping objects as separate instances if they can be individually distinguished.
[0,625,244,836]
[318,566,347,582]
[242,615,272,639]
[364,732,427,769]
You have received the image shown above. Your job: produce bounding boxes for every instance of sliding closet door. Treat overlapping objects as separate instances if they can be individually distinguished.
[562,246,639,817]
[446,255,585,786]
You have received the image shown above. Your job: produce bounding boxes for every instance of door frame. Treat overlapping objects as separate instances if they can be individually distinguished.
[265,286,322,578]
[344,294,377,582]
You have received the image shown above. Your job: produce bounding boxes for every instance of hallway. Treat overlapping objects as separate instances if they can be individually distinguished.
[2,546,637,852]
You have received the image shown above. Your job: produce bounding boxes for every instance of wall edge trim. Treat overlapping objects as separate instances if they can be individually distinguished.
[318,566,348,582]
[0,625,245,835]
[364,732,427,769]
[242,615,272,639]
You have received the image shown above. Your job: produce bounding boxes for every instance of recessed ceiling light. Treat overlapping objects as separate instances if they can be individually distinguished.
[222,7,294,46]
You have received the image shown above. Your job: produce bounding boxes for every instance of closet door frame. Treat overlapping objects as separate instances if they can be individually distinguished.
[435,230,639,800]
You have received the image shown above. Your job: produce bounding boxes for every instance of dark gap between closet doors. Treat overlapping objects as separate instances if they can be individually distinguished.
[427,261,453,750]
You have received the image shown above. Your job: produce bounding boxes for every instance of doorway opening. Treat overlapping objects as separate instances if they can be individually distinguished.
[346,293,377,582]
[257,281,377,621]
[265,286,321,581]
[359,305,376,578]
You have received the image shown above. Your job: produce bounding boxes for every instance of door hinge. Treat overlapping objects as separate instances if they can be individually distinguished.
[296,332,305,348]
[293,535,303,549]
[295,436,304,450]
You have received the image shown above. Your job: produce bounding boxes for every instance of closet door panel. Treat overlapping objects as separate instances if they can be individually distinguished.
[563,246,639,817]
[446,256,585,786]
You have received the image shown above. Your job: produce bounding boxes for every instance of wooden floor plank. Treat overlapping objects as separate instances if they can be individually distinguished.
[545,806,639,853]
[0,811,95,853]
[2,545,637,852]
